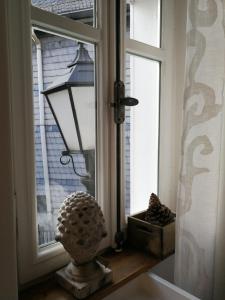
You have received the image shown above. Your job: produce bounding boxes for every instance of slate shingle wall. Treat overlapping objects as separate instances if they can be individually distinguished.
[32,0,94,14]
[124,54,131,215]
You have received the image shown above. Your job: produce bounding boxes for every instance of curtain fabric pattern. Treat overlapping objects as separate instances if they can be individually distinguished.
[175,1,225,299]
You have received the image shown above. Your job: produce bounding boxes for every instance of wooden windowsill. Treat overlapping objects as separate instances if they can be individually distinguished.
[19,247,160,300]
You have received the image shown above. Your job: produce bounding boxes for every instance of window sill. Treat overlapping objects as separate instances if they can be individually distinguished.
[19,247,160,300]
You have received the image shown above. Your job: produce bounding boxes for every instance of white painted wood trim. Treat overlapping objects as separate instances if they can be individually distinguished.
[158,0,180,211]
[122,0,179,213]
[108,0,117,246]
[95,0,112,248]
[31,6,101,44]
[126,39,165,62]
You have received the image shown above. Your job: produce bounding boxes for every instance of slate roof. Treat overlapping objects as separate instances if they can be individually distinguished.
[43,43,94,94]
[32,0,94,15]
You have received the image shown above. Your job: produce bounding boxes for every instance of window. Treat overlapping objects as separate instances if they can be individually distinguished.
[10,0,178,285]
[122,0,177,218]
[14,0,110,284]
[124,1,161,215]
[32,30,96,247]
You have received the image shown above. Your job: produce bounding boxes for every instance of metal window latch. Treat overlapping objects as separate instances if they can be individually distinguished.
[112,80,139,124]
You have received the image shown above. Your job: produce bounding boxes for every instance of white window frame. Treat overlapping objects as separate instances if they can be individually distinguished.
[9,0,112,284]
[120,0,179,224]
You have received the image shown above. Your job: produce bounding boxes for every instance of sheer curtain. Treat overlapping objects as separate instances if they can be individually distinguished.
[175,0,225,299]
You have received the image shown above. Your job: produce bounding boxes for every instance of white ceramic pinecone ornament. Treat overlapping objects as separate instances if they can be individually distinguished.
[56,191,107,265]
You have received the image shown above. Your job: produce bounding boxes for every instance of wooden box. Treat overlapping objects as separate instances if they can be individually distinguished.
[127,211,175,259]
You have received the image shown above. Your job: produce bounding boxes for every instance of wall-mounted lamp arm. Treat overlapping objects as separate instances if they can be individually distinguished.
[60,150,90,178]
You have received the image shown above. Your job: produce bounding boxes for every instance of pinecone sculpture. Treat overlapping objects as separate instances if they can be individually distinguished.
[145,193,175,226]
[56,191,107,265]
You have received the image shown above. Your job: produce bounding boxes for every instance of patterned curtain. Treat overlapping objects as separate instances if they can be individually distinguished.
[175,1,225,299]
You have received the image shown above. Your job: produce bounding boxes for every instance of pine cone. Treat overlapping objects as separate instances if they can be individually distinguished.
[145,193,175,226]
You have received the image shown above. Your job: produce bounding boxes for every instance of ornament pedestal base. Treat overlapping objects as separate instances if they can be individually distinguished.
[56,260,112,299]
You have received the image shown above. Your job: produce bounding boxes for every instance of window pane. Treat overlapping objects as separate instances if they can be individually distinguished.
[32,29,96,247]
[124,54,160,215]
[31,0,96,27]
[126,0,161,47]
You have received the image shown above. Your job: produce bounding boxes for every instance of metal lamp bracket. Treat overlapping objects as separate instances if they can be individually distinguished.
[112,80,139,124]
[60,150,90,178]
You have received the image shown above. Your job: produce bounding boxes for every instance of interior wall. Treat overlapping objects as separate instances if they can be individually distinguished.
[0,0,18,299]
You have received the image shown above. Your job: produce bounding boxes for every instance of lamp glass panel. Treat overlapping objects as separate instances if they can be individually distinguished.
[71,86,95,150]
[124,54,160,215]
[48,90,80,150]
[31,0,97,28]
[32,29,96,248]
[126,0,161,48]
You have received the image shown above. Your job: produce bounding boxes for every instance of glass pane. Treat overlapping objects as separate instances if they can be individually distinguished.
[71,86,95,149]
[48,90,80,150]
[124,54,160,215]
[32,29,96,247]
[126,0,161,47]
[31,0,96,27]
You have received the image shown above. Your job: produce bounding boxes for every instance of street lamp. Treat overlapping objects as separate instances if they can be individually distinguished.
[42,42,95,196]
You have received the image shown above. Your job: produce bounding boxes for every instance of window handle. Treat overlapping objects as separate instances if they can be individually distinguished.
[120,97,138,106]
[113,80,139,124]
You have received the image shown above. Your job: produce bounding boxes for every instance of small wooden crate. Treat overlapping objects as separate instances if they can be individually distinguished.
[127,211,175,259]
